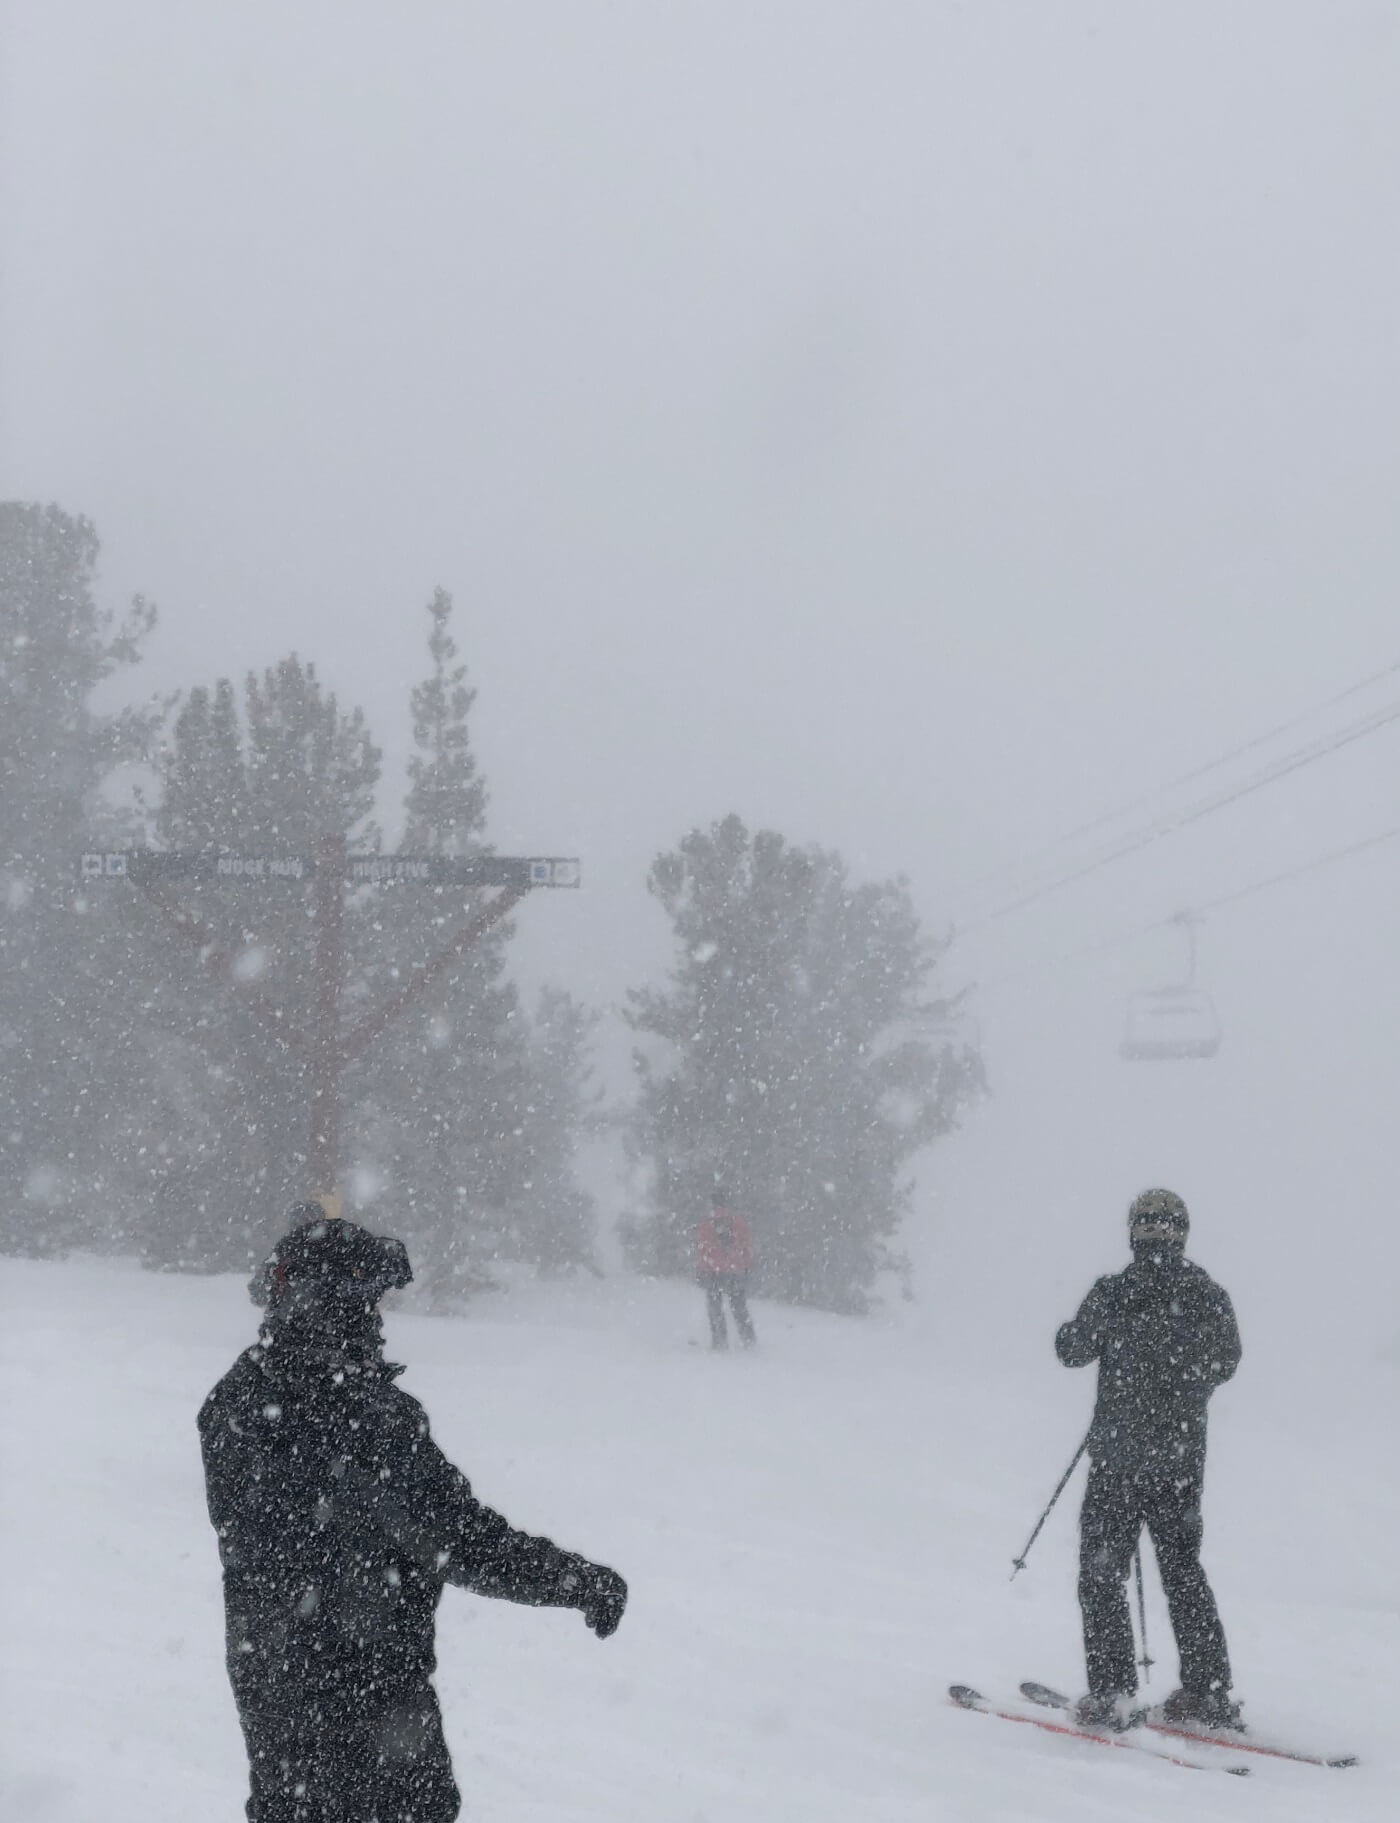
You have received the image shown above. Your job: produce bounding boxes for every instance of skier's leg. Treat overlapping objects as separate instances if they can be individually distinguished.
[363,1683,462,1823]
[703,1277,728,1348]
[729,1276,756,1346]
[1078,1462,1141,1696]
[1146,1473,1232,1697]
[241,1686,459,1823]
[239,1710,340,1822]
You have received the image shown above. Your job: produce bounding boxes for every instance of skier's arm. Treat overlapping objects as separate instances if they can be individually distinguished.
[1193,1280,1242,1388]
[1055,1277,1115,1367]
[197,1382,265,1577]
[345,1396,627,1636]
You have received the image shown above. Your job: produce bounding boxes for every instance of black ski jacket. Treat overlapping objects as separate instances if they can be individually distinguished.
[199,1338,590,1725]
[1056,1256,1241,1474]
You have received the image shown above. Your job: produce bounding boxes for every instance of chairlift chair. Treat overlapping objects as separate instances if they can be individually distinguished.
[1120,985,1222,1061]
[1119,910,1222,1062]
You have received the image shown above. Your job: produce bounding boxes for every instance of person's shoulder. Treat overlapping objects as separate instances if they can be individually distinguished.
[368,1376,433,1443]
[198,1346,267,1428]
[211,1342,267,1391]
[1179,1258,1230,1295]
[1063,1269,1126,1319]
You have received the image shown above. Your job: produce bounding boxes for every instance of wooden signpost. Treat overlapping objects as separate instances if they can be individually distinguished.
[80,836,581,1194]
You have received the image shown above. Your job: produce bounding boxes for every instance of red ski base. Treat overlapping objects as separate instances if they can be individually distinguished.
[949,1685,1250,1776]
[1018,1682,1359,1771]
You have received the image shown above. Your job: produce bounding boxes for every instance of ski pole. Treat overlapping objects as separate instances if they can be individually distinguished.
[1134,1542,1155,1683]
[1009,1435,1089,1580]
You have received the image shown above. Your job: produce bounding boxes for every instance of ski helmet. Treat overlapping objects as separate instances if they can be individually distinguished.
[250,1205,413,1313]
[1128,1187,1189,1249]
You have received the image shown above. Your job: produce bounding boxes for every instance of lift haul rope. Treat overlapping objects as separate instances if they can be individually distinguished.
[956,653,1400,903]
[959,694,1400,934]
[974,818,1400,993]
[939,654,1400,1004]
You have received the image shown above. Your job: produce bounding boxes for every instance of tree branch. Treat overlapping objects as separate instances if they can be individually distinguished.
[341,882,529,1063]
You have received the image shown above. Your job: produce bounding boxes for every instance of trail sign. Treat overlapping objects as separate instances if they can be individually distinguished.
[82,849,309,883]
[81,837,581,1193]
[344,855,580,888]
[80,850,580,889]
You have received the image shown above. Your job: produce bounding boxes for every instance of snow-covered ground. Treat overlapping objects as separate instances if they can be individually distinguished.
[1,1253,1395,1821]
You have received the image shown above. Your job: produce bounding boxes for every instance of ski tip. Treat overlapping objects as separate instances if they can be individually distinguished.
[948,1685,984,1709]
[1019,1681,1073,1709]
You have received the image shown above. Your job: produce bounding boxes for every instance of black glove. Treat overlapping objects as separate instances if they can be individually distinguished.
[561,1557,628,1639]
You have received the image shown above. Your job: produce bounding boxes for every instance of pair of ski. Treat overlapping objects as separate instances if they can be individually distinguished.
[950,1681,1358,1776]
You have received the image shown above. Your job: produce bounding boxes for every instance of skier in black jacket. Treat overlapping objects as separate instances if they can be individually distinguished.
[199,1205,628,1823]
[1056,1188,1241,1732]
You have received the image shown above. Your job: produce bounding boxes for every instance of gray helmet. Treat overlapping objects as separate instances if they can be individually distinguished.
[1128,1187,1189,1248]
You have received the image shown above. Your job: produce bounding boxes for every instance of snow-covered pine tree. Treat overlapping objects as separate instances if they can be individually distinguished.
[157,680,250,851]
[133,656,380,1269]
[0,502,158,1255]
[626,814,982,1312]
[351,589,535,1301]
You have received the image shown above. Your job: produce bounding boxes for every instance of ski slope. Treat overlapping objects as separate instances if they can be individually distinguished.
[0,1253,1395,1821]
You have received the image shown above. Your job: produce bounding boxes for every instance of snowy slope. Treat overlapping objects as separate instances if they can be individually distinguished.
[1,1255,1395,1822]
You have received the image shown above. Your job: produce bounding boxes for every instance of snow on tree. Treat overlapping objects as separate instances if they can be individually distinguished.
[3,540,598,1283]
[625,814,983,1312]
[132,655,381,1269]
[351,589,598,1298]
[0,502,159,1255]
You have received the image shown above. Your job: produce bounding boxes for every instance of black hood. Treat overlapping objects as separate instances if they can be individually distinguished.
[250,1211,412,1355]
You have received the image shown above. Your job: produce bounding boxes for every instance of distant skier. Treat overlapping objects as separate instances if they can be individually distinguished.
[199,1204,628,1823]
[1056,1188,1241,1732]
[697,1192,756,1349]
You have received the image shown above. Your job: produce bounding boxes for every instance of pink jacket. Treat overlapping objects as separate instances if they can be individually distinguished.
[698,1209,753,1275]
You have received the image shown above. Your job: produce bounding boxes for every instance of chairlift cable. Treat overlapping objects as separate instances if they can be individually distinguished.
[961,695,1400,932]
[1192,819,1400,918]
[974,817,1400,993]
[955,653,1400,901]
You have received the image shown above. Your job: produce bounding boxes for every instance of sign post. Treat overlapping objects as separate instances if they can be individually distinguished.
[80,841,581,1197]
[307,832,348,1196]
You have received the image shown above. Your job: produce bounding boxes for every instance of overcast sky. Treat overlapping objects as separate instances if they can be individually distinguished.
[4,2,1399,1354]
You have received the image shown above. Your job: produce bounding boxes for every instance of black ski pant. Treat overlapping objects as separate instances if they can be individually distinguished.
[238,1681,460,1822]
[1078,1457,1231,1700]
[701,1272,756,1348]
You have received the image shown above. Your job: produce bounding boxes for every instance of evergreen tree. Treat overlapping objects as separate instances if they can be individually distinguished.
[352,590,537,1300]
[626,814,982,1312]
[133,656,380,1269]
[157,680,250,851]
[403,588,487,851]
[243,657,380,853]
[0,502,158,1253]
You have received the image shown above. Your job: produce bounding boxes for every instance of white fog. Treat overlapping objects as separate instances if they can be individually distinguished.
[2,4,1396,1818]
